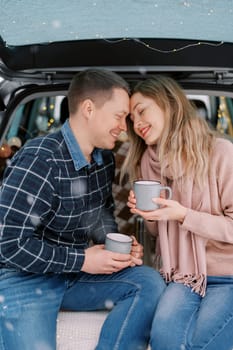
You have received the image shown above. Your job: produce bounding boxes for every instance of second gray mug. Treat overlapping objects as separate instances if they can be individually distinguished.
[105,233,133,254]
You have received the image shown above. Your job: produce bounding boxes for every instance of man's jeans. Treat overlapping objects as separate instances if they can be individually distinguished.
[0,265,165,350]
[150,276,233,350]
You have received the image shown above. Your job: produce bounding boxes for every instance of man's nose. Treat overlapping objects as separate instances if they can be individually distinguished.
[119,118,127,131]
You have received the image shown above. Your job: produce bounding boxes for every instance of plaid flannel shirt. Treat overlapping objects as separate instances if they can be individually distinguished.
[0,121,117,273]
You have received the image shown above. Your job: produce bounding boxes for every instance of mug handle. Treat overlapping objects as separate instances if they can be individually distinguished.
[160,186,172,200]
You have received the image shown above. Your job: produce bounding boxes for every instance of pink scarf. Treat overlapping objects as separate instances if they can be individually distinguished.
[141,145,209,296]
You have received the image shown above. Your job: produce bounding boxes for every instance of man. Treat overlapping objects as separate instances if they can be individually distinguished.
[0,69,165,350]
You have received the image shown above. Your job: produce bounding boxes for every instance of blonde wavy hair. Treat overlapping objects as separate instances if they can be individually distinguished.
[121,75,217,188]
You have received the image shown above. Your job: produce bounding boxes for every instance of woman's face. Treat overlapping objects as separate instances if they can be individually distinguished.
[130,92,165,145]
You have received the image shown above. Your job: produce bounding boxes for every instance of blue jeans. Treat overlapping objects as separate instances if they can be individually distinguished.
[0,265,165,350]
[150,276,233,350]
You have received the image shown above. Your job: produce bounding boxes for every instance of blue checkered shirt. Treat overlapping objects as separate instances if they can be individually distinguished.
[0,121,118,273]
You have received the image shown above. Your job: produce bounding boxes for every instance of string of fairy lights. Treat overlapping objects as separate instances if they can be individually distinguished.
[103,37,224,54]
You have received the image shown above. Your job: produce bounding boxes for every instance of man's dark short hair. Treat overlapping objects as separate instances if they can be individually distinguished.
[67,69,130,114]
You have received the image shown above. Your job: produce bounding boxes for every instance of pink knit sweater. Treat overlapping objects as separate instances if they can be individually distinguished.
[141,137,233,296]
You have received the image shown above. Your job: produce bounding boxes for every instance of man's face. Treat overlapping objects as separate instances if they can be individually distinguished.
[90,88,129,149]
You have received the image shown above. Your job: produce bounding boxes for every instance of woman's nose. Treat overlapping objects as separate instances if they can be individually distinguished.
[134,117,142,129]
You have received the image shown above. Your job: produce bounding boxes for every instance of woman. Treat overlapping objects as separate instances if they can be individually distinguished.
[122,75,233,350]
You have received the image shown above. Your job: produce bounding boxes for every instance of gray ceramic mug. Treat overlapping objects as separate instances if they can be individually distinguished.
[105,233,133,254]
[133,180,172,211]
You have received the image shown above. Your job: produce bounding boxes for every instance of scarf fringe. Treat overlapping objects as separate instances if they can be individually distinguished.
[160,269,207,297]
[153,254,162,271]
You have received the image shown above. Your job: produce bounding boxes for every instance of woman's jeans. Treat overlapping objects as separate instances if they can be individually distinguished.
[0,265,165,350]
[150,276,233,350]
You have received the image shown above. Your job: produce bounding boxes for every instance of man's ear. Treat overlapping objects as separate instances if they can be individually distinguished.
[81,99,95,119]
